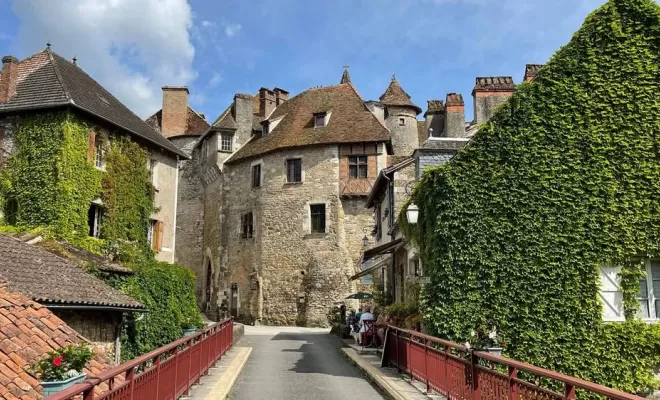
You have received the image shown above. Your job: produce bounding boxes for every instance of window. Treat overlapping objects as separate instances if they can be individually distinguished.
[374,203,382,241]
[262,122,269,136]
[149,159,157,186]
[399,118,405,126]
[314,114,326,128]
[221,134,232,152]
[310,204,326,233]
[600,260,660,321]
[95,143,105,169]
[287,159,302,183]
[348,156,368,178]
[148,219,163,252]
[87,204,102,238]
[241,212,253,239]
[251,164,261,188]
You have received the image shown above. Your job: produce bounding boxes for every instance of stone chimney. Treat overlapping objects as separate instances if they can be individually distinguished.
[424,100,444,138]
[161,86,189,137]
[444,93,465,138]
[233,93,254,149]
[274,88,289,107]
[523,64,544,82]
[0,56,19,103]
[258,88,276,117]
[472,77,515,125]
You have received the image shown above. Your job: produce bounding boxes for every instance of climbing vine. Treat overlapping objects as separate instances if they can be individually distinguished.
[401,0,660,395]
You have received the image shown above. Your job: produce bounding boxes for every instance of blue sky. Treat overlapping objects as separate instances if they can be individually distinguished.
[0,0,610,122]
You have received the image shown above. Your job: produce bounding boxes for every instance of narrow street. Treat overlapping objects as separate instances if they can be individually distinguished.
[228,326,385,400]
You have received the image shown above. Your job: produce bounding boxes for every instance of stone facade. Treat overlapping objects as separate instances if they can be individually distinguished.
[416,152,455,179]
[53,309,122,363]
[385,106,419,156]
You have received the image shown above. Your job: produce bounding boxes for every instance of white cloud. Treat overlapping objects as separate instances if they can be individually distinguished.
[11,0,196,117]
[201,20,215,28]
[224,23,242,37]
[209,72,223,87]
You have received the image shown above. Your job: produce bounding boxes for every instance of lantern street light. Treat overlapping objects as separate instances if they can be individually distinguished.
[406,203,419,224]
[362,235,369,248]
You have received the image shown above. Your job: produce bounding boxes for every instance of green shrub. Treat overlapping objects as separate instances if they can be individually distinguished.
[402,0,660,394]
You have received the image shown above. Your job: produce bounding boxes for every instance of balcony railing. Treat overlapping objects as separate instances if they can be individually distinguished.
[46,318,233,400]
[340,177,376,197]
[382,326,645,400]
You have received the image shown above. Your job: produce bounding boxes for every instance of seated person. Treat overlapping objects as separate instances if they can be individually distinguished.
[374,308,391,347]
[358,308,375,344]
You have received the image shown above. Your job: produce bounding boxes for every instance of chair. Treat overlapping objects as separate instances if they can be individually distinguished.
[361,320,376,348]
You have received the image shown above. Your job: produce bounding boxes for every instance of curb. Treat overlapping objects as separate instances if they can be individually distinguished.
[202,346,252,400]
[342,347,406,400]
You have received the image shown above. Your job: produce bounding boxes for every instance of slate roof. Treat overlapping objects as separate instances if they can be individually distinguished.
[0,48,187,158]
[379,77,422,114]
[226,83,390,164]
[472,77,516,93]
[419,138,470,151]
[0,287,121,399]
[145,106,210,137]
[0,235,144,310]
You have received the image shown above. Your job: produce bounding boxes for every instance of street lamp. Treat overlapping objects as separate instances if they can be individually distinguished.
[362,235,369,247]
[406,203,419,224]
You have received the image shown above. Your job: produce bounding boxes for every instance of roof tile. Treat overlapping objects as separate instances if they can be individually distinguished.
[0,49,186,158]
[227,83,390,164]
[0,235,143,310]
[378,77,422,114]
[473,76,515,92]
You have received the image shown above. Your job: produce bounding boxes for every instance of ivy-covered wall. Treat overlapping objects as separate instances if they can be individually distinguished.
[402,0,660,395]
[0,110,203,359]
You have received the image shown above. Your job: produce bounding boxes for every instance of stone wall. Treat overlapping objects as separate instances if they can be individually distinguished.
[416,152,455,179]
[385,106,419,157]
[151,148,179,263]
[222,145,357,327]
[53,309,121,362]
[170,136,205,308]
[473,92,513,126]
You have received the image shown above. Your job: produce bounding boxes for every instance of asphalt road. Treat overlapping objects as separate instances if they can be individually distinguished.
[228,325,384,400]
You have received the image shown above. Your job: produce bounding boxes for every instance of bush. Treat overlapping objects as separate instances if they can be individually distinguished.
[31,344,93,381]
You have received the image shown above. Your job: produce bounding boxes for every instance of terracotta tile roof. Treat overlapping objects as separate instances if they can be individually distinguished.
[145,106,210,137]
[0,235,144,310]
[472,77,515,93]
[226,83,390,164]
[378,77,422,114]
[0,287,119,399]
[0,48,187,158]
[211,104,238,130]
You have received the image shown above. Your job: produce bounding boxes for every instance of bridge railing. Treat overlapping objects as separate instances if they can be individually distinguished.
[382,325,645,400]
[45,317,233,400]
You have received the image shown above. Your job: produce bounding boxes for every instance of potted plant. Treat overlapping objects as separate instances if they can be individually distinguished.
[32,344,94,396]
[464,322,505,355]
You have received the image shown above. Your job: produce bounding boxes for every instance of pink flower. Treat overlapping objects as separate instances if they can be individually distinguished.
[53,356,63,367]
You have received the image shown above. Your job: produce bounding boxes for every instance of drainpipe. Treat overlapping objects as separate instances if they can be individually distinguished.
[171,155,180,264]
[114,314,124,364]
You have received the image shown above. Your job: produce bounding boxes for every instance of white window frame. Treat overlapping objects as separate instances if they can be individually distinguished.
[95,144,106,170]
[147,219,157,246]
[89,204,102,238]
[600,260,660,322]
[220,134,233,152]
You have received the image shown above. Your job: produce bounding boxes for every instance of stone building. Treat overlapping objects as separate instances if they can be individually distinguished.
[0,46,187,263]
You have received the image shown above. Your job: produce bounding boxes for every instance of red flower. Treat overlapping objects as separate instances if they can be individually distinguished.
[53,356,63,367]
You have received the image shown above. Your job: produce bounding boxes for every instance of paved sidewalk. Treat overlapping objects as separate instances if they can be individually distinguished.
[182,346,252,400]
[342,346,445,400]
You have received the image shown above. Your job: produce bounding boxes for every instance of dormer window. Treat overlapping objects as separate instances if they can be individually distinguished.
[262,121,269,136]
[314,112,327,128]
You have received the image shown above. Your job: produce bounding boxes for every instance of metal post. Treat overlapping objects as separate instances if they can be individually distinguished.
[126,365,135,400]
[154,354,161,400]
[565,384,576,400]
[424,339,429,394]
[471,352,480,400]
[508,366,519,400]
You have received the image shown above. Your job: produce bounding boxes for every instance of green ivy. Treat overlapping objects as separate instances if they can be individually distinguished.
[401,0,660,395]
[0,111,203,360]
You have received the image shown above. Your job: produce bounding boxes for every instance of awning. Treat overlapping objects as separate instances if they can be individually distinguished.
[349,254,391,281]
[363,238,403,262]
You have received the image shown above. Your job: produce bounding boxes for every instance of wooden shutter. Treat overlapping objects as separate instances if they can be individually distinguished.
[599,266,624,321]
[156,221,164,252]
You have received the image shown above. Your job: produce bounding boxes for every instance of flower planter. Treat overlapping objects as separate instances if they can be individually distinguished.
[183,328,198,337]
[41,374,86,396]
[486,347,503,356]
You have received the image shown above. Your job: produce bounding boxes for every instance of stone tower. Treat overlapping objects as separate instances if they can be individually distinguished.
[379,75,422,156]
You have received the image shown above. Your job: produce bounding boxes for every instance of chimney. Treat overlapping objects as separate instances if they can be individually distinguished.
[444,93,465,138]
[472,77,514,125]
[0,56,19,103]
[258,88,276,117]
[233,93,254,149]
[161,86,189,137]
[523,64,544,82]
[274,87,289,107]
[424,100,444,138]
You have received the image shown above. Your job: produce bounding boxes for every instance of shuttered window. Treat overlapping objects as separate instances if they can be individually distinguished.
[150,220,163,252]
[600,261,660,321]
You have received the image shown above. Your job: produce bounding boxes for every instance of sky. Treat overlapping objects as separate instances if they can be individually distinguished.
[0,0,613,122]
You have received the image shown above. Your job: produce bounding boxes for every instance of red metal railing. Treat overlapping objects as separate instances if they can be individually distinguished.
[382,326,645,400]
[46,318,233,400]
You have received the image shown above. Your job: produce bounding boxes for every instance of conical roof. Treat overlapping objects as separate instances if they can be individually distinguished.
[379,75,421,114]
